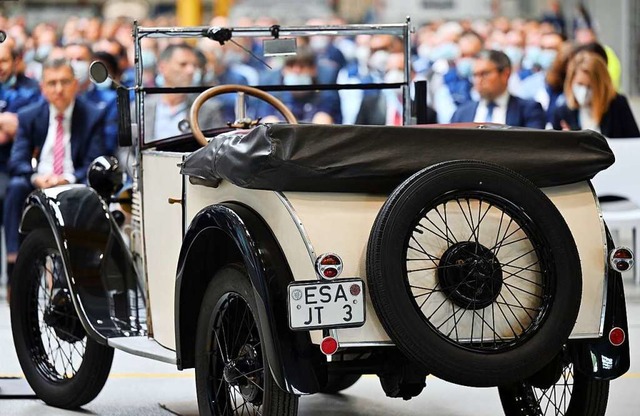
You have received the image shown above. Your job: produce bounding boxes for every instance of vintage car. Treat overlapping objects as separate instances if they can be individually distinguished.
[9,21,632,416]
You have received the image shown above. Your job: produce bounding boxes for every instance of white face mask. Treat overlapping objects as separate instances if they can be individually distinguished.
[70,60,90,84]
[572,83,591,106]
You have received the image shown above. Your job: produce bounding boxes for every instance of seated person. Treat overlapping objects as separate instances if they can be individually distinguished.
[3,58,105,291]
[144,43,223,142]
[251,49,342,124]
[450,49,546,129]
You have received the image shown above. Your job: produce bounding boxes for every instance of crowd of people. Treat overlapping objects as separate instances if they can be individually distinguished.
[1,7,640,293]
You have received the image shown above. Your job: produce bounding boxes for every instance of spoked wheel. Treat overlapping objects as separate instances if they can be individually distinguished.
[499,347,610,416]
[195,264,298,415]
[10,229,114,409]
[367,161,582,387]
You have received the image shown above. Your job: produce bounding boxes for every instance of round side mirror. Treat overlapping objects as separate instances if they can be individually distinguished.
[89,61,109,84]
[88,156,124,200]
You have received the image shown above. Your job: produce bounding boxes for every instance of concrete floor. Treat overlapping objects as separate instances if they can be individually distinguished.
[1,276,639,415]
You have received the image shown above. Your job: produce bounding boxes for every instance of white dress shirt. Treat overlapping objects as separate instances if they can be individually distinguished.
[33,102,77,184]
[473,91,510,124]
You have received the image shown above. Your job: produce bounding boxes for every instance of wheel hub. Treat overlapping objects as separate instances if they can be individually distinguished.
[438,242,503,309]
[43,288,85,343]
[222,343,263,404]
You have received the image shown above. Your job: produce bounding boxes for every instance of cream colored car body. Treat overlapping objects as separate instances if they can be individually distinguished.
[140,150,607,353]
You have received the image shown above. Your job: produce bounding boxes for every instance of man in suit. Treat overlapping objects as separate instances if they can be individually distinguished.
[450,50,546,129]
[144,43,223,143]
[3,57,105,292]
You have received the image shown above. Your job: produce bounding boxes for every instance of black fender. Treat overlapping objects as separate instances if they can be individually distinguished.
[572,231,630,380]
[20,185,144,343]
[175,202,324,394]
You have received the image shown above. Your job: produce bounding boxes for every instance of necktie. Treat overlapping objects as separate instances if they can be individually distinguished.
[485,101,497,123]
[53,113,65,175]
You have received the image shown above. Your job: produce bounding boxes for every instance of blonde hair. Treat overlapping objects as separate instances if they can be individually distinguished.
[564,51,616,123]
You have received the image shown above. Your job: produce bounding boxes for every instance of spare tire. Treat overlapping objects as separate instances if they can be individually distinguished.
[367,160,581,387]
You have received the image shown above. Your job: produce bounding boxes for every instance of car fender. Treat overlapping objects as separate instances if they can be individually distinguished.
[20,185,144,344]
[175,202,323,394]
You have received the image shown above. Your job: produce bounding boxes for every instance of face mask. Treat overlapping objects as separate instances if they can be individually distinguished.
[430,43,459,61]
[35,44,53,62]
[141,49,157,69]
[537,49,557,70]
[503,46,524,66]
[368,50,390,75]
[384,69,405,84]
[309,36,330,52]
[417,44,432,60]
[456,58,474,79]
[70,60,90,84]
[283,73,312,86]
[355,46,370,66]
[572,83,591,106]
[522,46,541,70]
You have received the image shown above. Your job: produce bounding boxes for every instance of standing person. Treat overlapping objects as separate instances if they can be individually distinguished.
[3,58,105,295]
[450,50,546,128]
[552,51,639,138]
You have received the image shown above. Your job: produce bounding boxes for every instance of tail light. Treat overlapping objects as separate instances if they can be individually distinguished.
[609,247,634,272]
[316,253,343,280]
[609,327,626,346]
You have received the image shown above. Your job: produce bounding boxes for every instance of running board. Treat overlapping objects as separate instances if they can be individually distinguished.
[107,336,177,364]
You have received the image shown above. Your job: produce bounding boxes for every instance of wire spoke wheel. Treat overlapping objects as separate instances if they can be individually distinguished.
[367,161,581,387]
[30,250,87,381]
[195,265,297,416]
[406,192,551,352]
[499,347,610,416]
[11,229,114,409]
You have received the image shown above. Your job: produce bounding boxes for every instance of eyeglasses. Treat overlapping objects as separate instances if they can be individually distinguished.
[472,68,500,79]
[43,79,74,88]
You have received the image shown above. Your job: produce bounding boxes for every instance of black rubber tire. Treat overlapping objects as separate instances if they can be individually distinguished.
[10,229,114,409]
[367,160,582,387]
[319,373,362,394]
[195,264,298,415]
[498,349,609,416]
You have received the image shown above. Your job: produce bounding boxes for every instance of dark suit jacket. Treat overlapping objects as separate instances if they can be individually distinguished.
[450,95,547,129]
[551,94,640,138]
[9,97,106,183]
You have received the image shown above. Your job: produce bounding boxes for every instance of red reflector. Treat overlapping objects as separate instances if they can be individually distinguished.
[320,255,340,266]
[613,248,633,259]
[323,267,338,278]
[320,336,339,355]
[350,284,361,296]
[609,327,626,346]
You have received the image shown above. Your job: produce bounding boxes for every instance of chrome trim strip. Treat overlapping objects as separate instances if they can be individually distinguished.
[588,181,608,337]
[274,192,317,266]
[338,341,395,348]
[108,336,177,364]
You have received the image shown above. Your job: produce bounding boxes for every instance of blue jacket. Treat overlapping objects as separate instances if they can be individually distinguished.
[0,74,42,171]
[450,95,546,129]
[9,97,106,183]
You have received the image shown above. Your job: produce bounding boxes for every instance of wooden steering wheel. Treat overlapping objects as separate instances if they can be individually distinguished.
[189,84,298,146]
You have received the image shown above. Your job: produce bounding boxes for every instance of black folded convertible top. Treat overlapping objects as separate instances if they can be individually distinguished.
[180,123,614,193]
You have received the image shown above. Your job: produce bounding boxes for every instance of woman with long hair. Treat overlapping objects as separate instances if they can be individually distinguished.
[552,51,639,137]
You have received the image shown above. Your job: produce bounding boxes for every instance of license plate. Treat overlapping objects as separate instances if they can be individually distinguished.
[288,279,365,330]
